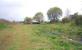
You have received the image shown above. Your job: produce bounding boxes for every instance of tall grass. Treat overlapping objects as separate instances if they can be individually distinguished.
[32,24,82,49]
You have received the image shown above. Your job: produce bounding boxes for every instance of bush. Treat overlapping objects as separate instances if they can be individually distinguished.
[62,17,70,23]
[74,15,82,25]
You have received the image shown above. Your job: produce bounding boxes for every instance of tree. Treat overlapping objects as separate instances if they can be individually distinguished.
[69,12,82,25]
[47,7,62,23]
[33,12,44,23]
[24,17,32,24]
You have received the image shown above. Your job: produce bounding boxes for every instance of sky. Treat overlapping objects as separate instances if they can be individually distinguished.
[0,0,82,21]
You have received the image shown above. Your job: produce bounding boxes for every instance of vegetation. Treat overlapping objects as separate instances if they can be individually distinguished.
[73,13,82,25]
[0,23,8,30]
[62,12,82,26]
[0,6,82,50]
[0,24,82,50]
[24,17,32,24]
[47,7,62,23]
[33,12,44,23]
[62,17,70,23]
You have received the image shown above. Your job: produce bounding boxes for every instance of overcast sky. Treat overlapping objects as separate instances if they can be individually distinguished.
[0,0,82,21]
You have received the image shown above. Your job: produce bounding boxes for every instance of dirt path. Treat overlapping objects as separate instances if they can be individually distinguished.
[10,24,33,50]
[0,24,33,50]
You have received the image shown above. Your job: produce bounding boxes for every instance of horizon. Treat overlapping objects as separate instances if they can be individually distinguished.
[0,0,82,21]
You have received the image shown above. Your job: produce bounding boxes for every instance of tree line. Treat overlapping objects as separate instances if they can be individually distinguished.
[24,7,82,26]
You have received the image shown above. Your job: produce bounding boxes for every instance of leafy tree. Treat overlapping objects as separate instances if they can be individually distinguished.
[47,7,62,23]
[24,17,32,24]
[33,12,44,23]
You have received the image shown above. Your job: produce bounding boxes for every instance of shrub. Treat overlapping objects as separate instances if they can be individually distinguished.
[62,17,70,23]
[74,15,82,25]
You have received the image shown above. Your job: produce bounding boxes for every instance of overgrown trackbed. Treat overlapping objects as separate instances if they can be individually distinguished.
[0,24,51,50]
[0,24,82,50]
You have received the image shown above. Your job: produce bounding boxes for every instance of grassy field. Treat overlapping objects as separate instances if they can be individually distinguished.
[0,23,82,50]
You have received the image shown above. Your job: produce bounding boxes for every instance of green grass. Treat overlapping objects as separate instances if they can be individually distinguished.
[32,24,82,50]
[0,23,8,30]
[0,24,82,50]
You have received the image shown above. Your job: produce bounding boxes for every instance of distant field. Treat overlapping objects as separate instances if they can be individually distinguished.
[0,24,82,50]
